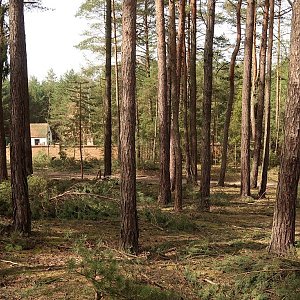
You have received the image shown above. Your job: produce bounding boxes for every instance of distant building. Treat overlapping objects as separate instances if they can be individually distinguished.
[30,123,52,146]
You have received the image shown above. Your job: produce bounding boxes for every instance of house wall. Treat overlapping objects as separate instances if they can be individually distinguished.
[6,144,118,161]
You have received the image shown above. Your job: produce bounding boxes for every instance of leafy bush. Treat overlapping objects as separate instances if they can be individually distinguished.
[51,179,119,220]
[137,160,159,171]
[0,177,120,221]
[33,151,51,169]
[28,175,53,219]
[269,150,280,168]
[54,197,119,220]
[0,180,12,216]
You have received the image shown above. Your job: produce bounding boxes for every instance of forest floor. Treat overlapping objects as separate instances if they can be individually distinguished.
[0,166,300,300]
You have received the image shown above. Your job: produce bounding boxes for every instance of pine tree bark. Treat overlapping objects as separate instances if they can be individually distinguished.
[250,7,257,141]
[112,0,120,162]
[16,0,32,176]
[168,0,176,193]
[0,2,8,182]
[189,0,197,184]
[218,0,242,187]
[240,0,255,197]
[183,44,191,186]
[120,0,139,254]
[275,0,281,154]
[168,0,177,192]
[199,0,215,210]
[269,0,300,255]
[173,0,185,211]
[259,0,274,198]
[156,0,171,205]
[9,0,31,234]
[104,0,112,177]
[251,0,269,188]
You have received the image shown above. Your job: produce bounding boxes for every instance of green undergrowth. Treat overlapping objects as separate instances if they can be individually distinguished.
[33,151,102,172]
[0,177,120,221]
[68,237,181,300]
[185,254,300,300]
[141,208,198,232]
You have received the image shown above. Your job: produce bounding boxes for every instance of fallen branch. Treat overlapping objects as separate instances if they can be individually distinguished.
[0,259,22,266]
[140,273,165,289]
[203,278,218,285]
[50,191,119,203]
[228,268,300,278]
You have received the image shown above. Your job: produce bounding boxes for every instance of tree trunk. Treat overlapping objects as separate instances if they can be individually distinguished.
[173,0,185,212]
[189,0,197,184]
[275,0,281,154]
[79,84,84,179]
[9,0,31,234]
[250,7,257,141]
[168,0,176,193]
[240,0,255,197]
[120,0,139,254]
[199,0,215,210]
[259,0,274,198]
[183,44,191,185]
[167,0,176,192]
[136,101,141,165]
[156,0,171,205]
[0,2,7,182]
[112,0,120,163]
[269,0,300,255]
[251,0,269,188]
[104,0,112,177]
[218,0,242,187]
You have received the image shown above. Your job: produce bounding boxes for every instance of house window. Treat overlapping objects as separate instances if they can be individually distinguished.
[34,139,40,145]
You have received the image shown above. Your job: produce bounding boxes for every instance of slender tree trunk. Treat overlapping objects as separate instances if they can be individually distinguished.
[79,84,84,179]
[0,2,8,182]
[152,98,158,162]
[218,0,242,187]
[156,0,171,205]
[241,0,255,197]
[112,0,120,162]
[259,0,274,198]
[9,0,31,234]
[120,0,139,254]
[144,0,151,78]
[189,0,197,184]
[136,102,141,164]
[251,0,269,188]
[199,0,215,210]
[104,0,112,176]
[250,7,257,141]
[185,7,193,183]
[173,0,185,212]
[269,0,300,255]
[183,44,191,185]
[168,0,177,192]
[275,0,281,154]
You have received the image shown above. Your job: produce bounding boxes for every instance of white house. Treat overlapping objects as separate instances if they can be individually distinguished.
[30,123,52,146]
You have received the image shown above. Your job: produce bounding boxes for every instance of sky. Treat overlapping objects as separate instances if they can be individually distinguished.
[25,0,89,81]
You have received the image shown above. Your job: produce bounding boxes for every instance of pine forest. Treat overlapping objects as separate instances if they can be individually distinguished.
[0,0,300,298]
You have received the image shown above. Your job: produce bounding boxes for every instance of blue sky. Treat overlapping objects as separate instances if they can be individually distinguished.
[25,0,88,81]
